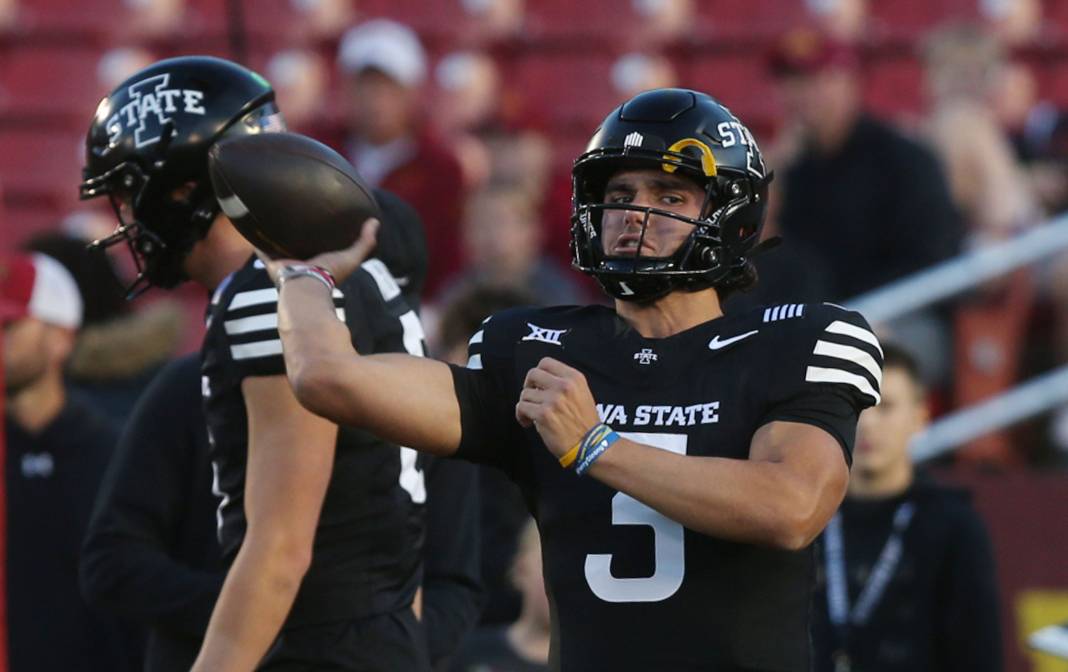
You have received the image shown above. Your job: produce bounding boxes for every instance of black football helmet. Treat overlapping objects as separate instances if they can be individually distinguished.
[80,56,284,294]
[571,88,773,303]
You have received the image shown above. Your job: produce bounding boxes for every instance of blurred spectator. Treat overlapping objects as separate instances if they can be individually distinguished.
[770,29,963,301]
[0,0,16,31]
[122,0,185,39]
[630,0,694,47]
[923,23,1038,238]
[439,184,588,307]
[459,0,525,44]
[293,0,356,41]
[610,52,678,101]
[332,19,466,297]
[23,233,185,427]
[434,283,534,627]
[2,253,130,671]
[979,0,1042,46]
[435,51,501,188]
[450,519,549,672]
[804,0,869,43]
[811,343,1002,672]
[97,47,156,96]
[266,49,328,134]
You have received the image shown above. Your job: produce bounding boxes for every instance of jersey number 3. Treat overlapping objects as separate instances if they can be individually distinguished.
[585,432,686,602]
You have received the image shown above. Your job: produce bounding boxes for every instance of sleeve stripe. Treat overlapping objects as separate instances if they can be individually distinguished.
[360,259,402,302]
[467,354,483,370]
[813,340,883,385]
[230,288,278,309]
[399,310,426,357]
[806,366,881,403]
[225,309,344,335]
[763,307,772,322]
[229,287,343,311]
[469,330,484,346]
[825,320,883,356]
[231,340,284,360]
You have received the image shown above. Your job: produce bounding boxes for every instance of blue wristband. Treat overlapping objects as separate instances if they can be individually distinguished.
[574,424,619,477]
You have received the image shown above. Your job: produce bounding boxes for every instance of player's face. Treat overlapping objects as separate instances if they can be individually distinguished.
[853,367,927,475]
[601,169,705,258]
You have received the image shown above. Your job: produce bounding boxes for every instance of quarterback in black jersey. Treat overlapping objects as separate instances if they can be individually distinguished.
[265,89,883,671]
[80,57,439,670]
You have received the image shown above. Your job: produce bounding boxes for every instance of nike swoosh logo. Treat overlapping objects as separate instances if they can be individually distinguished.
[708,330,759,350]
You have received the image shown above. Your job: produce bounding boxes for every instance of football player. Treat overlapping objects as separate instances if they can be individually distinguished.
[80,56,453,670]
[262,89,883,671]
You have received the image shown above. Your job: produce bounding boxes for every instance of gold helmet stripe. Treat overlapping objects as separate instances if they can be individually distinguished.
[662,137,717,177]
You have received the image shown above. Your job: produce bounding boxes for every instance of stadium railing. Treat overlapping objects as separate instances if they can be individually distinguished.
[843,213,1068,461]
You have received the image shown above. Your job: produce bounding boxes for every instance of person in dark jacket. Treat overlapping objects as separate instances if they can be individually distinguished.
[2,253,130,672]
[811,343,1002,672]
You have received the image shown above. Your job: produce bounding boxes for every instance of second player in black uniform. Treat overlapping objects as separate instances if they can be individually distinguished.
[80,56,436,670]
[262,89,883,671]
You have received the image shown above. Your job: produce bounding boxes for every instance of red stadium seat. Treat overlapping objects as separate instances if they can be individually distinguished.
[694,0,809,41]
[863,56,926,117]
[0,128,85,209]
[16,0,126,37]
[0,45,106,122]
[510,52,619,132]
[868,0,979,41]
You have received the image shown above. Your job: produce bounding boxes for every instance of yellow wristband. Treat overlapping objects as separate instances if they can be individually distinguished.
[558,442,581,469]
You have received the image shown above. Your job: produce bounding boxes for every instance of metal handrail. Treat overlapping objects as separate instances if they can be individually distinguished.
[842,212,1068,460]
[845,214,1068,324]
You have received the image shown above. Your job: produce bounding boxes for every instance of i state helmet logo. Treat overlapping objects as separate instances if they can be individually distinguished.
[105,74,208,150]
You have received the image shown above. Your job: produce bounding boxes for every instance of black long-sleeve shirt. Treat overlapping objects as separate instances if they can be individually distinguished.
[81,354,484,670]
[80,355,223,672]
[811,470,1002,672]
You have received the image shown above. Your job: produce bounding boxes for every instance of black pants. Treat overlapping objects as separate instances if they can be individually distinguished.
[259,608,430,671]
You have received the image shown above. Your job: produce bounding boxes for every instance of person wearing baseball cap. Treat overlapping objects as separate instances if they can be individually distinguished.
[2,252,128,671]
[325,18,466,298]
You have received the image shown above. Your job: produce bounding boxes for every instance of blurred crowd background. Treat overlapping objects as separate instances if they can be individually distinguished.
[2,0,1068,671]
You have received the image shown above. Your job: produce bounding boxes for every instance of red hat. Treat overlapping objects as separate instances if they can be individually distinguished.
[0,253,83,328]
[768,28,859,77]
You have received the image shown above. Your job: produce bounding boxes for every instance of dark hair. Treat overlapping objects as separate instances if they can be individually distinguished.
[436,282,537,354]
[880,341,923,389]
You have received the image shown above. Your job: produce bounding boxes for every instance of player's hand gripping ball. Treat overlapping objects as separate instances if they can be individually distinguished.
[208,132,381,260]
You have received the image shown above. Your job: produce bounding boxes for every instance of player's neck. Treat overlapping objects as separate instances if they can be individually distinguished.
[848,457,914,499]
[9,370,66,434]
[615,288,723,339]
[507,613,551,664]
[185,217,256,290]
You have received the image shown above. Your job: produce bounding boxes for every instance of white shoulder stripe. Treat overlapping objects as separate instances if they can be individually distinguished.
[813,340,882,385]
[469,329,484,345]
[467,354,483,370]
[229,286,343,311]
[225,309,345,335]
[763,307,772,322]
[225,313,277,335]
[361,258,401,302]
[231,340,283,360]
[825,320,883,355]
[806,366,881,403]
[230,288,278,309]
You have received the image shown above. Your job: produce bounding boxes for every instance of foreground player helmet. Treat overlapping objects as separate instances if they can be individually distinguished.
[80,56,284,294]
[571,88,773,302]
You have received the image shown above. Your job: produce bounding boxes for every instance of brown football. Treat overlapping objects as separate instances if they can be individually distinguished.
[208,132,381,259]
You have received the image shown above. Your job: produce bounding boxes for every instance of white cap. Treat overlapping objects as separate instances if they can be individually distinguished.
[0,253,83,329]
[337,19,427,87]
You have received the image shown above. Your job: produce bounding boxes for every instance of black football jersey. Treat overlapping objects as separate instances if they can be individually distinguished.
[451,302,882,672]
[201,255,428,628]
